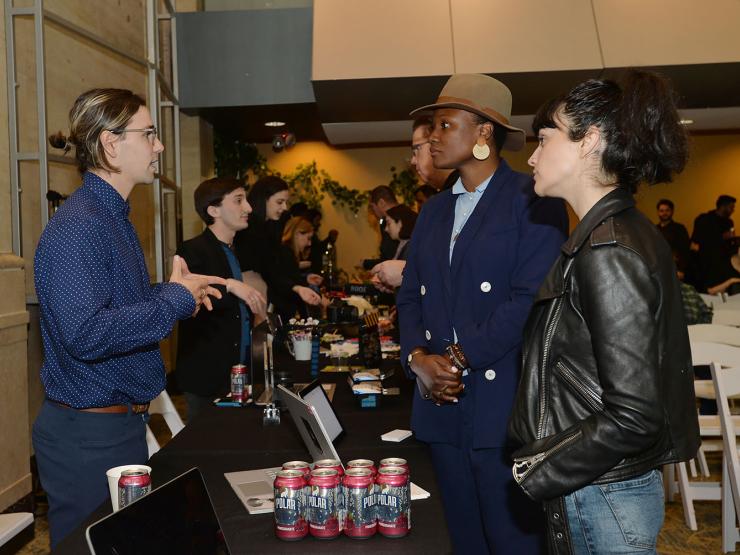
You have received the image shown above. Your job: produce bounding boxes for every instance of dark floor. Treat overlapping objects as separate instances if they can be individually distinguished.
[13,395,730,554]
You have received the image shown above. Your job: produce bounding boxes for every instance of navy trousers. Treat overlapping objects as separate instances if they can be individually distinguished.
[429,442,545,554]
[32,400,148,548]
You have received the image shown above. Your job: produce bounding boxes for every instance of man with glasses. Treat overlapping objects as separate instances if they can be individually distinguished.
[33,88,225,548]
[410,115,453,191]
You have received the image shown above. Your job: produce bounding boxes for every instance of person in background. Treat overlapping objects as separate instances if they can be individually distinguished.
[33,88,224,547]
[271,216,324,322]
[410,115,454,191]
[398,73,569,553]
[509,71,700,554]
[656,198,691,276]
[383,204,417,262]
[176,177,267,421]
[367,185,400,262]
[305,207,339,275]
[692,194,737,291]
[233,175,290,278]
[414,184,437,212]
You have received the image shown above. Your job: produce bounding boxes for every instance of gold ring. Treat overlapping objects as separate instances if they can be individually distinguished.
[441,385,448,394]
[200,289,206,299]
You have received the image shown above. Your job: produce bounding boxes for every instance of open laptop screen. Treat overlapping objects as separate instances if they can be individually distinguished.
[86,467,230,555]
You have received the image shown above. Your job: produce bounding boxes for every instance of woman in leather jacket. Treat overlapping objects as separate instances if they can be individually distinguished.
[508,71,701,554]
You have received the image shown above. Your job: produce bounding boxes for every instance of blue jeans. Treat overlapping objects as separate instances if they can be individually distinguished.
[564,470,664,554]
[33,400,148,548]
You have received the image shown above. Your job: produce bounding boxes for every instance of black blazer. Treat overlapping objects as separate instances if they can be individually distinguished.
[175,228,247,397]
[270,244,309,323]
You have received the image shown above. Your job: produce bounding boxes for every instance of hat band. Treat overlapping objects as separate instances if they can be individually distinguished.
[436,95,510,125]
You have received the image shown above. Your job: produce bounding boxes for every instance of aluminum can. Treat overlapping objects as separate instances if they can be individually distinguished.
[282,461,311,482]
[313,459,344,477]
[230,364,248,402]
[379,457,409,475]
[308,468,341,539]
[118,469,151,510]
[274,469,308,541]
[342,468,377,539]
[313,460,345,529]
[376,466,410,538]
[347,458,376,476]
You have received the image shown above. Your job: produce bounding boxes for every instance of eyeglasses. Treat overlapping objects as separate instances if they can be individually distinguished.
[111,126,159,145]
[411,140,430,156]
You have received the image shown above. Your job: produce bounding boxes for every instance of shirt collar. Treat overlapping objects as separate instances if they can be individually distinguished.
[451,171,495,196]
[83,172,130,218]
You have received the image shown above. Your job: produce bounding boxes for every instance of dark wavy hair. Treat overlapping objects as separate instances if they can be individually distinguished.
[247,175,290,223]
[386,204,418,240]
[532,70,689,193]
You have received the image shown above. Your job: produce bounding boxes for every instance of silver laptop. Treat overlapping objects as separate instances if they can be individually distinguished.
[224,383,343,514]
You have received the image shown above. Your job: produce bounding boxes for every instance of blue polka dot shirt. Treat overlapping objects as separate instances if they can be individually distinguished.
[34,172,195,408]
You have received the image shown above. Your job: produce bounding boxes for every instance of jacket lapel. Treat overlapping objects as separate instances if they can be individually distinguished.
[449,161,510,280]
[436,192,456,298]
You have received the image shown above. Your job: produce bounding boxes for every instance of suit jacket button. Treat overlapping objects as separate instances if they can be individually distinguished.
[485,369,496,381]
[480,281,492,293]
[420,285,426,296]
[425,330,431,340]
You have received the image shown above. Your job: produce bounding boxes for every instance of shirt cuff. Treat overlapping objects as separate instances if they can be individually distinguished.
[160,282,196,319]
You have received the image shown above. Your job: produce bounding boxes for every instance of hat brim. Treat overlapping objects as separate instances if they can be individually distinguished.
[410,101,526,152]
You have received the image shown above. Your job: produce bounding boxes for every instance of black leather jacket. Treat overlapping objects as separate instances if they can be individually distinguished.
[508,188,700,554]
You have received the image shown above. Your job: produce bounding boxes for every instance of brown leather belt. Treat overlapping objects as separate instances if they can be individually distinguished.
[49,400,150,414]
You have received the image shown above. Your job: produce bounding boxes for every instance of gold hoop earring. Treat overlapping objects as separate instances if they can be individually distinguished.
[472,139,490,161]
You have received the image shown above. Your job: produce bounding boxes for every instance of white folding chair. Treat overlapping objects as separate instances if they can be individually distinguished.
[689,324,740,347]
[711,359,740,552]
[701,292,725,307]
[0,513,33,548]
[145,390,185,458]
[713,309,740,327]
[671,342,740,530]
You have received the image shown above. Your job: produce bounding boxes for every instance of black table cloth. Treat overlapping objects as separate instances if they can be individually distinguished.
[53,353,452,554]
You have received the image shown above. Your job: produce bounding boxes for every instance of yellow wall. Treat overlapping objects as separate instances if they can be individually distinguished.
[256,142,411,272]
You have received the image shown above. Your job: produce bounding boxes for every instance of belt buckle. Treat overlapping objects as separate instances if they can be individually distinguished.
[131,403,149,414]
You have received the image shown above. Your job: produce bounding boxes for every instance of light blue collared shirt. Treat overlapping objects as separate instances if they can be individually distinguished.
[449,172,494,264]
[448,171,494,354]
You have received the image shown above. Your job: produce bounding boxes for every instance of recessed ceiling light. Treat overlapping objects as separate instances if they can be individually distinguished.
[265,121,286,127]
[679,119,694,125]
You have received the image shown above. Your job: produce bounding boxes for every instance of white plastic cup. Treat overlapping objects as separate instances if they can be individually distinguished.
[106,464,152,512]
[292,338,312,361]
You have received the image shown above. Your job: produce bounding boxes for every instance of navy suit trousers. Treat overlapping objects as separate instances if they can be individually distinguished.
[429,442,545,554]
[32,400,148,548]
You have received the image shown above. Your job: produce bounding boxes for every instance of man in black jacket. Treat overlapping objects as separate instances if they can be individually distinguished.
[176,177,266,421]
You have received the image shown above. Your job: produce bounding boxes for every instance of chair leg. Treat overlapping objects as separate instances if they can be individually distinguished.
[697,446,711,478]
[689,458,698,478]
[663,464,677,502]
[677,462,698,531]
[722,457,740,553]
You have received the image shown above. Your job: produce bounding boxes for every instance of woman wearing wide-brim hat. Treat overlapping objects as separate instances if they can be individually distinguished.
[397,74,569,553]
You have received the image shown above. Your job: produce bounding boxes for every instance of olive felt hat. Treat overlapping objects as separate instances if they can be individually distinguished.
[410,73,526,151]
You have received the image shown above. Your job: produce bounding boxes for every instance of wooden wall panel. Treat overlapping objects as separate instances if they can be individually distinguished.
[451,0,602,73]
[313,0,454,80]
[594,0,740,67]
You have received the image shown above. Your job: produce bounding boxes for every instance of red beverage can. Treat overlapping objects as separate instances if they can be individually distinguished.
[343,468,377,539]
[379,458,409,476]
[117,469,151,510]
[274,469,308,541]
[230,364,248,402]
[282,461,311,482]
[313,459,344,478]
[376,466,410,538]
[308,468,341,539]
[347,459,376,476]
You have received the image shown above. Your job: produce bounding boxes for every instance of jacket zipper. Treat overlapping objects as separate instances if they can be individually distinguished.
[536,296,565,439]
[554,360,604,413]
[513,430,582,484]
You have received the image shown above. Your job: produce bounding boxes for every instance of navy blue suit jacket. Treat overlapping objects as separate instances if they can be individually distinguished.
[397,160,568,449]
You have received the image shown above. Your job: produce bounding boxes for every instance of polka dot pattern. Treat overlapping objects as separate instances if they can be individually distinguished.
[34,172,195,408]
